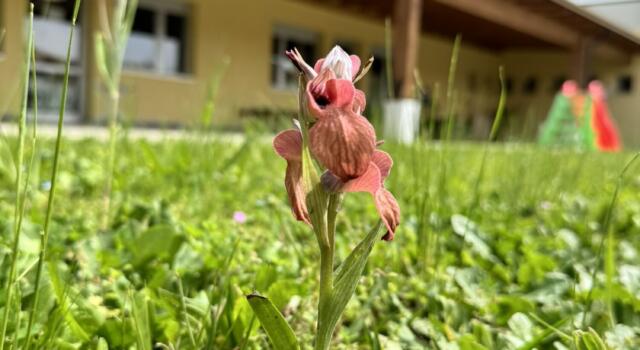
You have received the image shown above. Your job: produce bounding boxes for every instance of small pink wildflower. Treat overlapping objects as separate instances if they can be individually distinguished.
[233,211,247,224]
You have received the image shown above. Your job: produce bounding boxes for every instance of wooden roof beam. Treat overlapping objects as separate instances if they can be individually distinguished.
[393,0,423,98]
[432,0,580,49]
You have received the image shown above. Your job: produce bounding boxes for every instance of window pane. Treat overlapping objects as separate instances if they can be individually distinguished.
[33,0,76,21]
[271,26,317,89]
[32,0,82,64]
[124,8,157,71]
[617,75,633,93]
[132,8,155,34]
[31,0,82,117]
[163,13,187,74]
[523,77,538,95]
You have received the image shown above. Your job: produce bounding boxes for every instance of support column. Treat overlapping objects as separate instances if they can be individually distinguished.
[392,0,423,98]
[572,37,593,88]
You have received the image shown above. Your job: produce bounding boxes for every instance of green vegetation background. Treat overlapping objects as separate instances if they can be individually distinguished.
[0,128,638,349]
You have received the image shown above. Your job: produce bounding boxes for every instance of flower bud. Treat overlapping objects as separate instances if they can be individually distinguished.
[321,46,353,80]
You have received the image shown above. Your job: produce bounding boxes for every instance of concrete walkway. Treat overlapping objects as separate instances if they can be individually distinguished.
[0,122,246,143]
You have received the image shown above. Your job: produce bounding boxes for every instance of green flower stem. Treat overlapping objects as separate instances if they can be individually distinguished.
[315,194,341,350]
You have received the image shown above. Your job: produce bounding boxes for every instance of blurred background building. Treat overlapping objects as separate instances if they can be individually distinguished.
[0,0,638,146]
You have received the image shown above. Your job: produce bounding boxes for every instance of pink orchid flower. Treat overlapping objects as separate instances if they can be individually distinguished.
[275,46,400,240]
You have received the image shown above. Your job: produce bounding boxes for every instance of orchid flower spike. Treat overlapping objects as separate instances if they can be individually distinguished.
[275,46,401,240]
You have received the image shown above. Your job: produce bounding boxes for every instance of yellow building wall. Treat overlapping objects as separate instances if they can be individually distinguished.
[107,0,500,128]
[1,0,501,128]
[0,0,26,117]
[0,0,637,147]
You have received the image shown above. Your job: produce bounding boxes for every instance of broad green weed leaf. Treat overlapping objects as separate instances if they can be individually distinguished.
[604,324,637,349]
[133,225,183,267]
[451,214,498,263]
[246,293,300,350]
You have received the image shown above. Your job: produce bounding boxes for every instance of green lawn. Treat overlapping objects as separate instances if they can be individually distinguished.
[0,133,638,349]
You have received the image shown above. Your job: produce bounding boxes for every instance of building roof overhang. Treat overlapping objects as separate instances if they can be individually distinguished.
[298,0,640,55]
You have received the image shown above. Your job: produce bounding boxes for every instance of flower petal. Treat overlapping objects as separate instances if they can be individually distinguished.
[325,79,355,110]
[371,150,392,181]
[285,48,317,81]
[375,189,400,240]
[349,55,361,80]
[342,162,381,194]
[353,89,366,114]
[313,59,324,74]
[306,69,337,119]
[284,160,311,224]
[309,111,376,180]
[314,46,352,79]
[273,129,303,161]
[314,50,361,81]
[339,163,400,240]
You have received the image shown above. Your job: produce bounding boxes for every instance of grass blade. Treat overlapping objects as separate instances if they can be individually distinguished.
[0,6,34,349]
[24,1,82,348]
[582,152,639,328]
[130,290,152,350]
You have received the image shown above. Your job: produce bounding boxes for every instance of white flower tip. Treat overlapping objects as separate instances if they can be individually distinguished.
[322,45,352,80]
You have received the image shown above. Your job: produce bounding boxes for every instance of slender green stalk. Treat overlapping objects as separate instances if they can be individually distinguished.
[0,8,34,349]
[581,152,639,328]
[16,4,41,297]
[24,2,82,348]
[427,82,440,141]
[444,34,461,141]
[468,66,507,211]
[433,35,462,268]
[99,0,138,229]
[315,194,341,350]
[177,275,196,347]
[102,89,120,229]
[451,66,507,284]
[313,204,332,350]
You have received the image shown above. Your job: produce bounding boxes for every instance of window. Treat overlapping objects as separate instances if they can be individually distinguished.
[522,76,538,95]
[617,74,633,94]
[124,1,190,75]
[31,0,83,120]
[271,25,317,90]
[551,76,567,93]
[505,77,514,94]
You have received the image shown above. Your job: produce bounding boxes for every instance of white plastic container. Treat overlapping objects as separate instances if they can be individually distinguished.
[383,99,422,144]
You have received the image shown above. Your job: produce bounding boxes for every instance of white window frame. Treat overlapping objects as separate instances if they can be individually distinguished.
[0,0,6,56]
[271,25,317,90]
[31,0,86,122]
[124,0,190,76]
